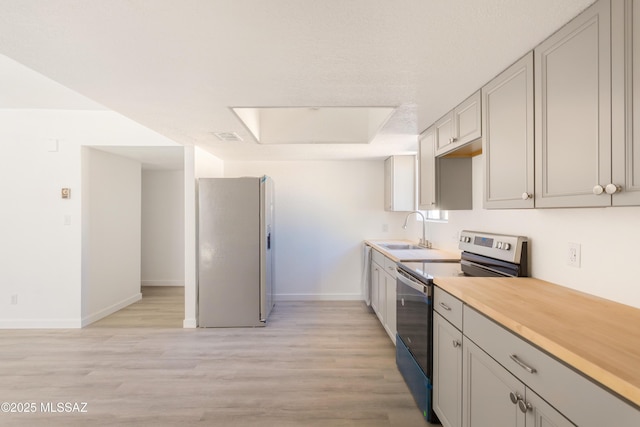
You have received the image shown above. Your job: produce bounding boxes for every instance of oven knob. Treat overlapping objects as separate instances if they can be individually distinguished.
[504,243,511,250]
[497,242,503,249]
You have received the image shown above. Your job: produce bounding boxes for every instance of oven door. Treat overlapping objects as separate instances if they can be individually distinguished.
[396,269,432,377]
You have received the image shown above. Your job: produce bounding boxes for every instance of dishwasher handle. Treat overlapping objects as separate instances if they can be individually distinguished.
[396,269,430,296]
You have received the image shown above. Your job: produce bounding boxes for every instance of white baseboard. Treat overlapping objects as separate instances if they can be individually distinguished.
[0,318,82,329]
[141,280,184,287]
[276,293,363,301]
[81,292,142,327]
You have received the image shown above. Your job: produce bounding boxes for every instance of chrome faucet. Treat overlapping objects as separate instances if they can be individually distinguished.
[402,211,431,248]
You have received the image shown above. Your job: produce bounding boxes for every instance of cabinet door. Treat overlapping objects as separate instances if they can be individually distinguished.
[612,0,640,206]
[419,126,437,209]
[483,52,535,209]
[383,157,393,211]
[384,271,397,344]
[534,0,611,208]
[371,263,381,315]
[384,156,416,211]
[525,389,575,427]
[454,90,482,147]
[435,111,455,155]
[463,337,525,427]
[434,313,463,427]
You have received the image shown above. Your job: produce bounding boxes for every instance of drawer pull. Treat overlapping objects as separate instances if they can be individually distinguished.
[452,340,461,348]
[509,354,537,374]
[439,302,452,311]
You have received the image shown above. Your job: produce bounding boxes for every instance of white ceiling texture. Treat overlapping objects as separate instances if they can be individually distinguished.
[0,0,595,161]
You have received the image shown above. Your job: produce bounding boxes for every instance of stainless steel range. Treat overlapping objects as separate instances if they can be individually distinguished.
[395,230,528,423]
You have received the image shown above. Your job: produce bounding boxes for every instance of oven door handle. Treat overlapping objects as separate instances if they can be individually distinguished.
[460,259,512,277]
[396,269,429,296]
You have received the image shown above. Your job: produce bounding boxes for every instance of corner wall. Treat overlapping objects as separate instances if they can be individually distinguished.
[81,148,142,325]
[0,109,181,328]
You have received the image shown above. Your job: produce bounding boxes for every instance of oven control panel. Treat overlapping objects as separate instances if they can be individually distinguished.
[458,230,527,263]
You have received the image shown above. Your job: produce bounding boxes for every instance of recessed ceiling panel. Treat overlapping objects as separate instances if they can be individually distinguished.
[232,107,395,144]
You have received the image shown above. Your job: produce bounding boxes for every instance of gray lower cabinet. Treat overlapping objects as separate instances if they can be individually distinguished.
[369,249,396,344]
[482,52,534,209]
[433,312,463,427]
[463,305,639,427]
[463,337,573,427]
[433,287,640,427]
[463,337,526,427]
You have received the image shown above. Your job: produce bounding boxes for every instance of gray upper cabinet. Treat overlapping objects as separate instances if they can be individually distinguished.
[435,91,482,157]
[612,0,640,206]
[534,0,612,208]
[419,126,473,211]
[483,52,534,209]
[419,126,437,209]
[384,155,416,211]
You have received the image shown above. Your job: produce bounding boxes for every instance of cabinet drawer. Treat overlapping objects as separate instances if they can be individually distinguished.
[383,257,397,276]
[434,287,463,330]
[371,248,385,267]
[463,305,639,427]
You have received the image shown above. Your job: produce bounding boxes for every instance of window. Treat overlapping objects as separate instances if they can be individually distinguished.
[422,209,448,222]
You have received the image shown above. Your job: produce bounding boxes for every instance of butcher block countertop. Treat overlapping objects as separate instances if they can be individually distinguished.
[434,276,640,408]
[365,239,460,263]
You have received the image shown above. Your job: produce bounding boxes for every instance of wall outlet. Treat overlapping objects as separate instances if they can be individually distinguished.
[11,294,18,305]
[382,223,389,232]
[567,242,581,268]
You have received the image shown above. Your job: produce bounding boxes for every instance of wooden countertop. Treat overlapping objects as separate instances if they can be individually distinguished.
[365,239,460,263]
[434,276,640,408]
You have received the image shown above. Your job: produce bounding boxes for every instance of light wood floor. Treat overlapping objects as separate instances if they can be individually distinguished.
[0,288,437,426]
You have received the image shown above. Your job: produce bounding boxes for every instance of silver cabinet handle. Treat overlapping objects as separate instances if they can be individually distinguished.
[452,340,461,348]
[439,302,452,311]
[518,399,532,413]
[509,392,531,413]
[509,354,537,374]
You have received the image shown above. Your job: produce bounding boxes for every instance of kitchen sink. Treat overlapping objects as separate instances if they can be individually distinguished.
[379,243,424,250]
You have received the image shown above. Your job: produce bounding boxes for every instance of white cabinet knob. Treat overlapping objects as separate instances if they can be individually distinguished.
[593,185,604,195]
[605,183,621,194]
[521,192,532,200]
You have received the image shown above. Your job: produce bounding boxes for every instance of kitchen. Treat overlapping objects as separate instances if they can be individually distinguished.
[1,0,640,425]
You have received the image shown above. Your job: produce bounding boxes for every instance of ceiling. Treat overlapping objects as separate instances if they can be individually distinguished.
[0,0,595,161]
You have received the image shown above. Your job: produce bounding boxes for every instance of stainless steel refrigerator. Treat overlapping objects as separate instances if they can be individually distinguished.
[197,176,274,327]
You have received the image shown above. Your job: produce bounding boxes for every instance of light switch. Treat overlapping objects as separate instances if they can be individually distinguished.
[64,215,71,226]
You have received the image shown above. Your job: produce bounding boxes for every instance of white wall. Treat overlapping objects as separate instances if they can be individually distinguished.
[419,155,640,309]
[225,160,409,300]
[82,148,142,325]
[0,109,181,328]
[141,170,185,286]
